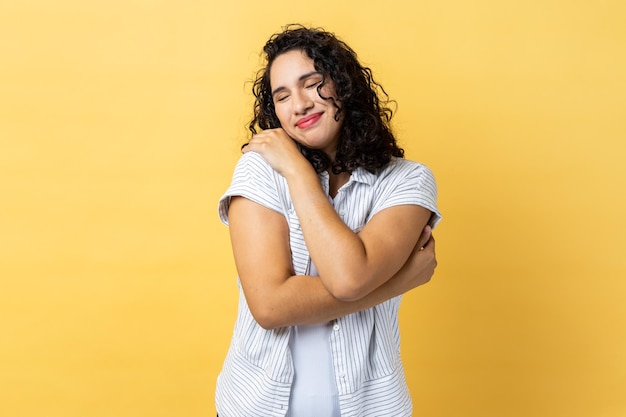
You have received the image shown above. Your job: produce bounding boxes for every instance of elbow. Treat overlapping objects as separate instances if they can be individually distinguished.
[257,320,279,331]
[250,305,283,330]
[254,314,280,330]
[328,277,369,302]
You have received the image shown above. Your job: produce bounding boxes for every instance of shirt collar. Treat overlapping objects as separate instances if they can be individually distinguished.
[319,166,377,187]
[349,166,377,186]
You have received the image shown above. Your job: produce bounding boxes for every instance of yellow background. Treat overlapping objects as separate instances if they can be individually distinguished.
[1,0,625,416]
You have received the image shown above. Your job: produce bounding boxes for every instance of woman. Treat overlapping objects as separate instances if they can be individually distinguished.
[216,24,441,417]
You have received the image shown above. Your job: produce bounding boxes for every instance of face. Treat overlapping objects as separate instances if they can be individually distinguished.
[269,49,343,157]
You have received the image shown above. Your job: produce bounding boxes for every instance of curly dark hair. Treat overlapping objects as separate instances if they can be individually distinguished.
[248,24,404,174]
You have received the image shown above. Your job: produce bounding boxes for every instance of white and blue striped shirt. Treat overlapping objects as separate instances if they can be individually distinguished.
[216,151,441,417]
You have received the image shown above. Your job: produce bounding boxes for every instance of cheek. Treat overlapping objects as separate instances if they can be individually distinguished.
[274,105,290,126]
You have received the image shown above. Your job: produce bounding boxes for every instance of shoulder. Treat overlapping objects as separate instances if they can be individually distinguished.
[230,151,287,191]
[366,157,441,225]
[378,157,437,186]
[386,157,431,171]
[234,151,278,176]
[218,152,287,225]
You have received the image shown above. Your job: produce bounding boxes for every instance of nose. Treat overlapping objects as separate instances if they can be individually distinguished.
[292,89,314,114]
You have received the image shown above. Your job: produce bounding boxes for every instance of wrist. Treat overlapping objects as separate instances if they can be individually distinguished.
[283,158,319,189]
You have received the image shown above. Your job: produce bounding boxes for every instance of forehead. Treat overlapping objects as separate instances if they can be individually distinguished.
[269,50,317,88]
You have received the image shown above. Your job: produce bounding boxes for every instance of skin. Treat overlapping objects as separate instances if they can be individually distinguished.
[231,49,437,329]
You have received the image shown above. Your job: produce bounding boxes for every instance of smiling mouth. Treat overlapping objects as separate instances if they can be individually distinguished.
[296,113,322,129]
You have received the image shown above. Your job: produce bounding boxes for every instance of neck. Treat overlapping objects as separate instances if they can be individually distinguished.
[328,170,350,198]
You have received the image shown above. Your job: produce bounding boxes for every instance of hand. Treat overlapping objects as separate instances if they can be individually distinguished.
[242,128,309,177]
[391,225,437,293]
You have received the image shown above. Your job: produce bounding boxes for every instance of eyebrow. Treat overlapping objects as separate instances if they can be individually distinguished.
[271,71,322,97]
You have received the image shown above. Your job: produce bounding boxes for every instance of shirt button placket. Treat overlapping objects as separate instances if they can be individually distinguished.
[331,319,347,393]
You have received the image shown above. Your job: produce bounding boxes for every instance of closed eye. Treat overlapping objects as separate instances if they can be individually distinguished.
[305,80,322,89]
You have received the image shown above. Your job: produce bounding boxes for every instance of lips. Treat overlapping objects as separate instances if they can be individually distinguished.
[296,113,323,129]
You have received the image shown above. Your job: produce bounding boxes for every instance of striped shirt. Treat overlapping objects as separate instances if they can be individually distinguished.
[216,151,441,417]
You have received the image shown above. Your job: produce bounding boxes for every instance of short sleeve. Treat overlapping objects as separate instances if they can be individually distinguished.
[218,152,285,226]
[370,160,442,228]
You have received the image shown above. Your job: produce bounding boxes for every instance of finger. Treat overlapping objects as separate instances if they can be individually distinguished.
[415,225,432,250]
[421,236,435,256]
[243,136,267,153]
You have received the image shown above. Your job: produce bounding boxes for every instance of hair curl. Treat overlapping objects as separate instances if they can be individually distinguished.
[248,24,404,174]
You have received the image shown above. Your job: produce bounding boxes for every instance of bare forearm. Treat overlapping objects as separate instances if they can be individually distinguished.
[285,173,366,292]
[240,131,434,303]
[228,183,437,329]
[284,171,421,301]
[258,227,437,329]
[258,271,409,329]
